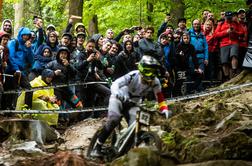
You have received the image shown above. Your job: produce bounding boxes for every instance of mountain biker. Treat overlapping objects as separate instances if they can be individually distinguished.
[90,55,172,157]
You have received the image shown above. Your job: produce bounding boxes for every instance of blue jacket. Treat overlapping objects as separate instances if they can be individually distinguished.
[32,45,53,74]
[7,27,34,74]
[188,28,208,61]
[31,28,44,55]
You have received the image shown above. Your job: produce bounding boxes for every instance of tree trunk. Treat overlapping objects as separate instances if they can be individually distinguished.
[14,0,25,37]
[0,0,3,22]
[69,0,84,23]
[33,0,42,16]
[146,1,153,23]
[170,0,185,27]
[88,15,98,36]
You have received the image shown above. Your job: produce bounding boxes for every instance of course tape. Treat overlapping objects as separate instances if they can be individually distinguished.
[0,82,251,114]
[167,82,252,102]
[1,81,108,94]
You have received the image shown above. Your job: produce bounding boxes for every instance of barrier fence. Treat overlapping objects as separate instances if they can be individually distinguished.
[0,81,251,114]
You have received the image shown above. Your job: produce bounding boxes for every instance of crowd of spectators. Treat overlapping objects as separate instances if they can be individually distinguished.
[0,2,251,122]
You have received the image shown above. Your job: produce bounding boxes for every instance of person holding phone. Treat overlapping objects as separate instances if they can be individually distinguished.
[215,11,243,80]
[32,16,44,54]
[157,13,173,37]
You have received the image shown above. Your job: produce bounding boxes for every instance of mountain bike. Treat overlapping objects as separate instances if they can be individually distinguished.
[86,99,162,161]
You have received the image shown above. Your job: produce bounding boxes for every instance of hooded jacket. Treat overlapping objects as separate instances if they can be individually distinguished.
[32,45,53,74]
[175,39,198,71]
[6,27,33,74]
[1,19,13,36]
[113,40,139,80]
[45,47,77,84]
[35,31,59,59]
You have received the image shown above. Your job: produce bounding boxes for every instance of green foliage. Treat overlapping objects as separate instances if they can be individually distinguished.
[185,0,246,26]
[2,2,14,21]
[162,131,177,147]
[1,0,248,37]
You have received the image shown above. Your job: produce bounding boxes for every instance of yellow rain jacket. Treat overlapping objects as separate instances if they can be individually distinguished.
[16,76,59,125]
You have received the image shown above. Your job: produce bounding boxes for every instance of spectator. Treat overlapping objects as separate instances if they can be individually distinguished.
[138,26,162,61]
[158,32,175,77]
[75,39,111,107]
[133,34,141,56]
[102,42,119,79]
[157,13,172,37]
[29,45,53,81]
[100,40,112,56]
[174,32,199,96]
[215,11,243,80]
[74,23,86,35]
[173,30,182,49]
[105,28,115,41]
[36,31,59,59]
[189,19,208,91]
[114,40,139,80]
[218,11,226,24]
[237,8,248,70]
[202,9,210,24]
[70,32,86,66]
[59,32,72,50]
[175,18,187,35]
[46,24,56,36]
[16,69,59,126]
[3,27,34,110]
[1,19,13,37]
[46,47,82,109]
[0,31,10,109]
[91,33,104,50]
[158,32,175,97]
[203,19,219,80]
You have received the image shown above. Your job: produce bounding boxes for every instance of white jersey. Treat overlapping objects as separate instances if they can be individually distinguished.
[111,70,162,101]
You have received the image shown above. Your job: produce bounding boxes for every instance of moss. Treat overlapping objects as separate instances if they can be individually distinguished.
[182,136,200,150]
[162,131,177,149]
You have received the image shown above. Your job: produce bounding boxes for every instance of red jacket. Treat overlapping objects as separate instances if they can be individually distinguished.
[204,30,218,53]
[214,21,243,48]
[0,46,9,83]
[239,22,248,48]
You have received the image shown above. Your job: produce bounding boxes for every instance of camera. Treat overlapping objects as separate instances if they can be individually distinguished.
[91,49,97,55]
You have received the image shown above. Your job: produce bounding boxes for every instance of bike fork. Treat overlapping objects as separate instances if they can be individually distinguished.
[134,111,140,148]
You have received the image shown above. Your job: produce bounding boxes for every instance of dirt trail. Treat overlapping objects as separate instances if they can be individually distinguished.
[60,118,106,155]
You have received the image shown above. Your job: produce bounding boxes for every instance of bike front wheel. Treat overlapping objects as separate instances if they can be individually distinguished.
[137,131,162,151]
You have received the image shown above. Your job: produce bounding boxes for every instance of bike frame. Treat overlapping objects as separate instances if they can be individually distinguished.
[113,106,152,154]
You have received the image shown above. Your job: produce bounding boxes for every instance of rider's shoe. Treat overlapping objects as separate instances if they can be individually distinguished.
[90,144,103,158]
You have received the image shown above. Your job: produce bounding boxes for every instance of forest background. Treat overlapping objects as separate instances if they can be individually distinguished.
[0,0,247,38]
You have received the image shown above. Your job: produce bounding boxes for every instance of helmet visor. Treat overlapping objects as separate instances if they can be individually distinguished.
[141,67,157,78]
